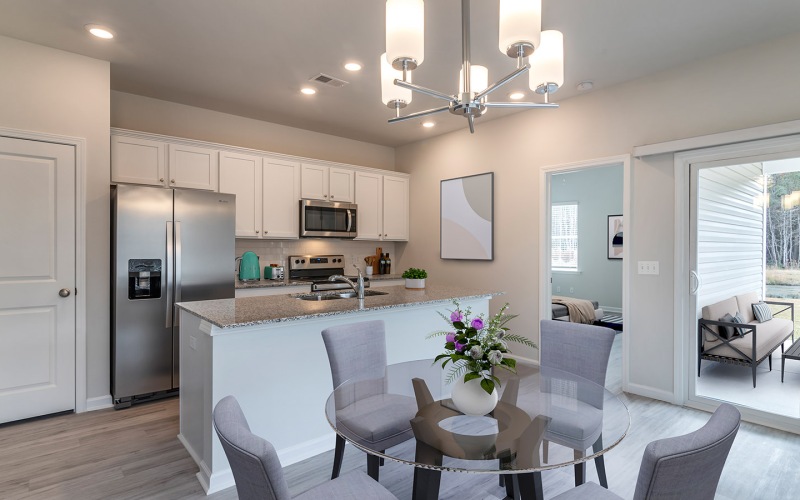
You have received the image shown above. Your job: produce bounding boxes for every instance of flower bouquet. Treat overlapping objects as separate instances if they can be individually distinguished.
[428,300,536,396]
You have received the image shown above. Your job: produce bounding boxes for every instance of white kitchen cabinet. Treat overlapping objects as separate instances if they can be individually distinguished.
[355,173,409,241]
[262,158,300,238]
[354,171,382,240]
[219,151,262,237]
[168,144,219,191]
[382,175,409,241]
[219,153,300,239]
[301,163,354,202]
[111,135,166,187]
[111,135,218,191]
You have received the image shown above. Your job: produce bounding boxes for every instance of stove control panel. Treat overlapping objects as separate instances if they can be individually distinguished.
[288,254,346,271]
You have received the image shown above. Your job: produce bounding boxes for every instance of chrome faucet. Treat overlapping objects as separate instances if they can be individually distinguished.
[328,265,365,300]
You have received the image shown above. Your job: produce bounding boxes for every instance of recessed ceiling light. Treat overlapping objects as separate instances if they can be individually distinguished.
[84,24,114,39]
[300,87,317,95]
[344,62,362,72]
[422,121,435,128]
[576,81,594,92]
[509,91,525,100]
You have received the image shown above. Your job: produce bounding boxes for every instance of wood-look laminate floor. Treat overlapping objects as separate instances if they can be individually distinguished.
[2,337,799,499]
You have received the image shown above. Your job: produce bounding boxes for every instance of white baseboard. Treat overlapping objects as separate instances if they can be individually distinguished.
[84,395,113,412]
[278,433,335,466]
[624,382,677,404]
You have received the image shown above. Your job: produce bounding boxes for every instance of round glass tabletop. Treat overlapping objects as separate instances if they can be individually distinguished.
[324,358,629,475]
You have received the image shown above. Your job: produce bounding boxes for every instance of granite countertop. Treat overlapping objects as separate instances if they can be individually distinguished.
[235,273,404,289]
[177,284,502,329]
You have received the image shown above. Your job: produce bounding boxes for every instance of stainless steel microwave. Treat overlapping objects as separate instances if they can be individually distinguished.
[300,199,357,238]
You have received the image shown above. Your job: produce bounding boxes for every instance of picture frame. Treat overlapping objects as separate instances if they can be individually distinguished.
[440,172,494,260]
[608,214,623,259]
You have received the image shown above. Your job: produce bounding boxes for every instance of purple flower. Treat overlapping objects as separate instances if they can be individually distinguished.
[450,310,463,322]
[470,317,484,330]
[454,341,466,353]
[445,332,456,343]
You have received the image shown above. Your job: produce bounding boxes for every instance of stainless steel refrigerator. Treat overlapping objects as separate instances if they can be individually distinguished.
[111,184,235,408]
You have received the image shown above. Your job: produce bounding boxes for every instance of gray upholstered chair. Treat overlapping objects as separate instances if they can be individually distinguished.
[551,403,741,500]
[321,320,416,481]
[212,395,398,500]
[540,319,616,488]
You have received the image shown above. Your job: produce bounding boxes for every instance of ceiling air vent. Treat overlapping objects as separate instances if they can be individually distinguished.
[309,73,348,88]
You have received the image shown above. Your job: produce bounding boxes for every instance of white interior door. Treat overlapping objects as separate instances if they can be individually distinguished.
[0,136,76,423]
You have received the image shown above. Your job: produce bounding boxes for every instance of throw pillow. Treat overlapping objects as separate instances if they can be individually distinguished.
[752,302,773,323]
[731,312,749,337]
[717,313,735,340]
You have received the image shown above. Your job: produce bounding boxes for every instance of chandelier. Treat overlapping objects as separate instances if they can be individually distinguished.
[381,0,564,133]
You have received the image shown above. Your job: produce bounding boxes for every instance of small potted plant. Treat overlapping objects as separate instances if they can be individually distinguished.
[402,268,427,289]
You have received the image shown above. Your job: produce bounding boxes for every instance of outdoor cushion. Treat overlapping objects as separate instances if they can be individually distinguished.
[752,302,773,323]
[731,312,747,337]
[701,297,739,341]
[718,313,736,340]
[735,292,759,324]
[703,317,792,361]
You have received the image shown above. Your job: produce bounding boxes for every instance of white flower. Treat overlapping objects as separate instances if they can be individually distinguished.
[488,350,503,364]
[470,345,483,360]
[497,340,508,351]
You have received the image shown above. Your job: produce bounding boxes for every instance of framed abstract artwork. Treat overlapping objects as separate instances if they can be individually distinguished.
[608,214,623,259]
[440,172,494,260]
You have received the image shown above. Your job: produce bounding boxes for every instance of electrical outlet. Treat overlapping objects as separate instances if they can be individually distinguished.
[638,261,660,275]
[189,336,197,350]
[556,286,561,292]
[569,287,574,294]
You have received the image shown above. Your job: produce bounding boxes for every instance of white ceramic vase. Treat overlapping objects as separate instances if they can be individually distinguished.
[450,375,498,416]
[405,278,425,289]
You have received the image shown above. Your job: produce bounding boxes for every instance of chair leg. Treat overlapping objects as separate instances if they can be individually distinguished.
[331,434,345,480]
[769,353,773,371]
[367,454,380,481]
[782,356,786,383]
[752,363,757,388]
[593,436,608,488]
[542,439,549,463]
[380,451,385,467]
[573,450,585,487]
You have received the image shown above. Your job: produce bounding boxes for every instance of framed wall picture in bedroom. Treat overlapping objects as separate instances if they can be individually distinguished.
[440,172,494,260]
[608,214,623,259]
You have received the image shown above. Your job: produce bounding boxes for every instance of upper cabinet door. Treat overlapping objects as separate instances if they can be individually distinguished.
[301,163,328,200]
[219,152,262,238]
[262,159,300,239]
[328,167,355,202]
[111,135,166,186]
[383,175,409,241]
[355,171,382,240]
[168,144,219,191]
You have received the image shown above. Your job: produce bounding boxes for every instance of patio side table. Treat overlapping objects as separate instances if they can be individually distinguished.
[782,339,800,382]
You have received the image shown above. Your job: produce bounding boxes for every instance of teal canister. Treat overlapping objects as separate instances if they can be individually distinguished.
[238,251,260,281]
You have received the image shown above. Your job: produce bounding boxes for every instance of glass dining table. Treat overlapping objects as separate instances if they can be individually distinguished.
[324,358,630,500]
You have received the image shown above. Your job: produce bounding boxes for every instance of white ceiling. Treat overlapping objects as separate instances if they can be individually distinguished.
[1,0,800,147]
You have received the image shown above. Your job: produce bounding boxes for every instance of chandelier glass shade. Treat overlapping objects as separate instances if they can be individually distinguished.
[382,0,564,133]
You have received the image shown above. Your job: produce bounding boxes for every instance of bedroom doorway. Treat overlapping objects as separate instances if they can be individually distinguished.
[539,155,631,393]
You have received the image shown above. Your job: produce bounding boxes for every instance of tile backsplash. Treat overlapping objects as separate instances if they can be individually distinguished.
[235,239,398,274]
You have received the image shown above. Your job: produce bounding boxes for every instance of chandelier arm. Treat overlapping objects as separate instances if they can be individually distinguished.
[473,65,530,102]
[467,114,475,134]
[483,102,560,108]
[394,79,456,103]
[388,106,450,124]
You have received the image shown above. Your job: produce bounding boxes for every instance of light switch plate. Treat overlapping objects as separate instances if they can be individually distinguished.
[638,261,659,275]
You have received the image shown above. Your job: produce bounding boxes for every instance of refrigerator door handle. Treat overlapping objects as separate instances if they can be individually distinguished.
[165,221,174,328]
[175,221,182,327]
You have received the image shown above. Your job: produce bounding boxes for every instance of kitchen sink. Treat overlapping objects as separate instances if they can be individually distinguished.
[295,290,388,301]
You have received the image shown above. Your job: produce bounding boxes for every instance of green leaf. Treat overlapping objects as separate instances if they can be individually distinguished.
[444,342,455,350]
[452,321,465,329]
[464,372,481,382]
[504,358,517,369]
[480,378,495,395]
[434,354,449,362]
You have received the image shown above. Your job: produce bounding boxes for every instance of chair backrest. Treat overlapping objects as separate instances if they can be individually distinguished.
[633,403,741,500]
[321,319,387,388]
[540,319,616,387]
[212,396,292,500]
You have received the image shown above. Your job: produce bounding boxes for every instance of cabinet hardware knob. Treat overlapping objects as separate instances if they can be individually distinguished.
[324,194,328,198]
[265,230,268,234]
[330,195,334,199]
[159,178,165,182]
[59,288,71,298]
[170,179,175,183]
[255,230,259,233]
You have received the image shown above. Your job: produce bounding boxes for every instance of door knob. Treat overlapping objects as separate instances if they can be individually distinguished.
[59,288,71,297]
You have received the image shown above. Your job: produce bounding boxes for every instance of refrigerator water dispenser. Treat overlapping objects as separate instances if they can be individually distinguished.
[128,259,161,299]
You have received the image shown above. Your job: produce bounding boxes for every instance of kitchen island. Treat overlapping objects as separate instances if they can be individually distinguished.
[176,284,502,494]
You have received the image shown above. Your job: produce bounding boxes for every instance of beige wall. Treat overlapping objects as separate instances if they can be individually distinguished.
[0,35,111,401]
[111,91,395,170]
[395,32,800,397]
